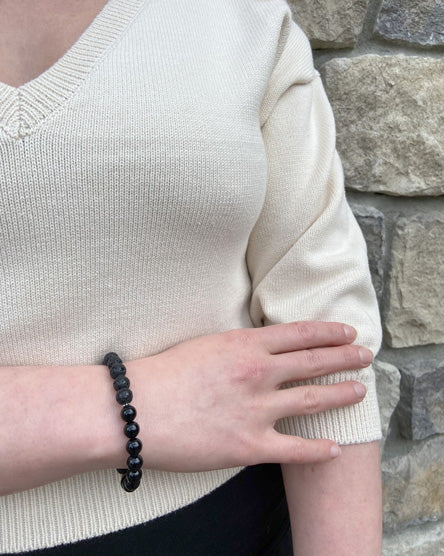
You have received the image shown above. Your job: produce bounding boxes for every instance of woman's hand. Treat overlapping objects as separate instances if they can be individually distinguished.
[0,321,372,496]
[127,321,373,472]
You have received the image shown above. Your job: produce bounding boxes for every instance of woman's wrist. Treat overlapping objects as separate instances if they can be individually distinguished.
[1,361,138,496]
[94,356,149,472]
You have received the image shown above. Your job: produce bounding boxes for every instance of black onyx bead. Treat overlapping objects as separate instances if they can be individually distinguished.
[116,468,127,475]
[113,375,130,391]
[109,363,127,379]
[121,405,137,423]
[116,388,133,405]
[103,352,122,367]
[121,474,138,492]
[124,421,140,439]
[127,455,143,471]
[126,437,142,456]
[126,469,142,485]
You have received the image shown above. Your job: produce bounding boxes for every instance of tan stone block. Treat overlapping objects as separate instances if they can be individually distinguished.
[288,0,368,48]
[385,214,444,347]
[320,55,444,196]
[382,435,444,532]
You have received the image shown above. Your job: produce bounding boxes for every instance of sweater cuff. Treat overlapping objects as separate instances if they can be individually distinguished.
[274,364,382,445]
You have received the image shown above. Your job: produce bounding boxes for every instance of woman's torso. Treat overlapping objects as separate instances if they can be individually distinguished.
[0,0,290,550]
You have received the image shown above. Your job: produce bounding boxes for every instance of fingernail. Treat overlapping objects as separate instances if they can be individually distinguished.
[354,382,367,398]
[330,445,341,458]
[343,325,356,339]
[359,348,373,365]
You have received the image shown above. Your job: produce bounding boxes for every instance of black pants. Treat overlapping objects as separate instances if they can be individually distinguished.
[11,463,292,556]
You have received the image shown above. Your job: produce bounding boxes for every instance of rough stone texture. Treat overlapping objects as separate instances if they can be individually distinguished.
[395,359,444,441]
[350,203,385,301]
[382,435,444,533]
[384,214,444,348]
[374,359,401,451]
[383,520,444,556]
[375,0,444,48]
[320,55,444,196]
[289,0,369,49]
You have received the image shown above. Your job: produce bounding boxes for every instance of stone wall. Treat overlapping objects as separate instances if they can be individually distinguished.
[287,0,444,553]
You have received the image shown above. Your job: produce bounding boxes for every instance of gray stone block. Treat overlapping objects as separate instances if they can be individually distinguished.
[374,359,401,451]
[289,0,368,48]
[396,359,444,441]
[375,0,444,47]
[382,435,444,533]
[350,203,385,301]
[320,55,444,196]
[383,520,444,556]
[384,214,444,347]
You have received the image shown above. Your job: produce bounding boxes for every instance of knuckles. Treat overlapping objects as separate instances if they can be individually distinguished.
[303,348,324,371]
[302,387,321,414]
[229,356,267,385]
[342,345,359,365]
[294,322,316,343]
[223,328,255,349]
[224,329,268,385]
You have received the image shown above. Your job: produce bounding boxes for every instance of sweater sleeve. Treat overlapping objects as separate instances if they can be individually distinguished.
[247,14,382,445]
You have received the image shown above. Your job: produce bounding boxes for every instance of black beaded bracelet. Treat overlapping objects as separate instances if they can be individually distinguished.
[103,352,143,492]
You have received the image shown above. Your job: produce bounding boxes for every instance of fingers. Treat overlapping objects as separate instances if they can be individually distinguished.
[265,381,367,422]
[269,344,373,387]
[260,430,341,464]
[257,321,357,354]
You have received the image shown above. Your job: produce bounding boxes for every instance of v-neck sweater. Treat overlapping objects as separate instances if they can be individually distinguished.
[0,0,382,551]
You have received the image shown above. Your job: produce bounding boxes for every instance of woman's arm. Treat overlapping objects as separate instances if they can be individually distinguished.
[281,441,382,556]
[1,321,371,496]
[0,360,130,496]
[245,14,384,552]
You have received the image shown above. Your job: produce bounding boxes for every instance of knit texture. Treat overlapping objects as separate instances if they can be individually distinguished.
[0,0,382,551]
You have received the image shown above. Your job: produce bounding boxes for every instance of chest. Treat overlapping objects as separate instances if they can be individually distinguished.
[0,4,269,257]
[0,0,275,266]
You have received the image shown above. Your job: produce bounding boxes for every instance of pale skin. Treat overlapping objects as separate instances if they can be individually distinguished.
[0,2,382,555]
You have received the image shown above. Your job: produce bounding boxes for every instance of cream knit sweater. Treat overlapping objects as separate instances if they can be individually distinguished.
[0,0,382,551]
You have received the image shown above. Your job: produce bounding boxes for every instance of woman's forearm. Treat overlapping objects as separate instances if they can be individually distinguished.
[281,440,382,556]
[1,322,373,497]
[0,359,143,496]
